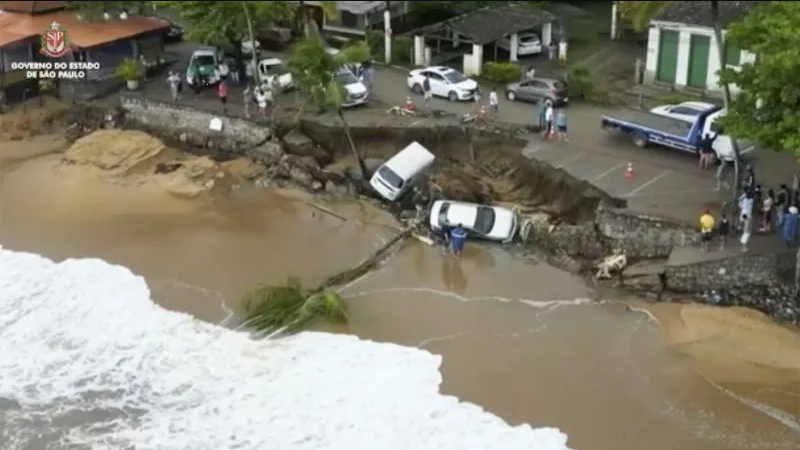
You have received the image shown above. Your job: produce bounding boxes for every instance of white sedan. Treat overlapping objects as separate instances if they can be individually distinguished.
[407,66,478,101]
[650,101,718,123]
[497,32,543,56]
[429,200,518,243]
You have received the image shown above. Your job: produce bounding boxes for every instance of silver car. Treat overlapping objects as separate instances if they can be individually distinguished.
[505,77,568,106]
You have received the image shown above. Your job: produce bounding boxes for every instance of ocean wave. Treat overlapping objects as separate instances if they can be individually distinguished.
[0,248,574,450]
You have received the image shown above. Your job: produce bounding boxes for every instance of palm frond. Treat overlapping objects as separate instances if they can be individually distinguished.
[242,278,347,335]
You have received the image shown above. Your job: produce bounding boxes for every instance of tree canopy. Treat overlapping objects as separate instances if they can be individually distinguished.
[153,1,294,45]
[287,35,369,113]
[719,2,800,154]
[616,1,669,32]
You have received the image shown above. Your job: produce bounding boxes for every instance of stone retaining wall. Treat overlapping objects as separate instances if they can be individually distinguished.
[119,95,272,153]
[666,250,796,291]
[595,207,700,259]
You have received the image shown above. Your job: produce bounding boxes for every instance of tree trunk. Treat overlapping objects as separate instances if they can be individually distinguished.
[242,1,260,86]
[710,0,741,202]
[338,108,368,180]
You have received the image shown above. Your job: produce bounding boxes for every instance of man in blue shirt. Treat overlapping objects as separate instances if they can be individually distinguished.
[449,224,467,256]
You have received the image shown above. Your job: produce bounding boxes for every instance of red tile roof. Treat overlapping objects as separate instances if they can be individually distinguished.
[0,10,168,48]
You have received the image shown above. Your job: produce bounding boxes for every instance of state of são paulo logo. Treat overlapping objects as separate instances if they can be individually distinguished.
[40,21,71,58]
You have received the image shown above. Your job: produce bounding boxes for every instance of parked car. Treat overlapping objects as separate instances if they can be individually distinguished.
[186,48,221,89]
[505,77,568,105]
[649,101,718,123]
[335,69,369,107]
[324,48,369,107]
[407,66,478,102]
[497,32,543,56]
[429,200,518,243]
[246,57,294,91]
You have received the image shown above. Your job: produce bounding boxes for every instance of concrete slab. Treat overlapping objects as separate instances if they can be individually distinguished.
[561,153,621,180]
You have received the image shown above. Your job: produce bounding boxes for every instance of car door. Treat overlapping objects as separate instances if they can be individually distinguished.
[428,72,447,97]
[530,80,550,100]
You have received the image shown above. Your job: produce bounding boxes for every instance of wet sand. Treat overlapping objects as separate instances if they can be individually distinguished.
[1,135,798,450]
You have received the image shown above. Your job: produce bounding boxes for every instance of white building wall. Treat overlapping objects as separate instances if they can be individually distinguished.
[645,21,754,96]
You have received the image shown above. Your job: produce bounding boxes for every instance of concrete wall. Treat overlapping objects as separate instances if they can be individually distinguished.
[643,21,756,94]
[666,250,796,292]
[119,95,272,153]
[595,207,699,259]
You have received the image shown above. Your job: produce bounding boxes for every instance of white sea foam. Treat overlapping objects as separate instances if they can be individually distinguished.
[0,248,575,450]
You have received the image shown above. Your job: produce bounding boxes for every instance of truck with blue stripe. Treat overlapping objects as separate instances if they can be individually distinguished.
[600,106,754,162]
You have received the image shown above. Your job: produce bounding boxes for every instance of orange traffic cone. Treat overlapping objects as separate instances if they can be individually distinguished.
[404,96,415,111]
[625,162,636,179]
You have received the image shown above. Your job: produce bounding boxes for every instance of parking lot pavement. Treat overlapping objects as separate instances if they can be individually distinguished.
[523,136,727,220]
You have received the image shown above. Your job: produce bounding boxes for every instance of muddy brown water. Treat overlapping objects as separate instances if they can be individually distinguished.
[1,136,798,450]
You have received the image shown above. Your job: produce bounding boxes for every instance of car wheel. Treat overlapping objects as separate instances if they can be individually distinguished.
[633,133,648,148]
[412,84,423,95]
[448,91,458,101]
[507,91,516,101]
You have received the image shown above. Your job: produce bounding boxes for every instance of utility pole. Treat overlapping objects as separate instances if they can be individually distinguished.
[384,1,392,64]
[611,2,619,40]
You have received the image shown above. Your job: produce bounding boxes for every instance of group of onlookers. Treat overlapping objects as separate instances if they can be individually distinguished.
[699,166,800,253]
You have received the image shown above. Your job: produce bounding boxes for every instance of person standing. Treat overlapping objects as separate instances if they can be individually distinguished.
[449,224,467,257]
[166,71,181,102]
[243,84,252,118]
[738,189,754,229]
[558,38,568,66]
[740,214,752,252]
[717,213,730,251]
[536,98,547,132]
[488,88,499,115]
[217,79,228,113]
[698,133,716,170]
[544,102,554,139]
[776,183,789,226]
[761,188,775,232]
[255,88,267,117]
[781,206,799,248]
[555,108,568,142]
[699,209,715,253]
[422,73,432,105]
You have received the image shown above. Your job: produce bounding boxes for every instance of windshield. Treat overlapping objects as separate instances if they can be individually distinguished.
[334,71,359,85]
[520,34,539,43]
[443,70,466,84]
[193,55,215,66]
[473,206,496,235]
[377,166,403,189]
[552,80,566,90]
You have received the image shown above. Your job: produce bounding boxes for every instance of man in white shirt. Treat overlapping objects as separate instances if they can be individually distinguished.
[544,103,554,138]
[488,88,499,115]
[558,38,568,66]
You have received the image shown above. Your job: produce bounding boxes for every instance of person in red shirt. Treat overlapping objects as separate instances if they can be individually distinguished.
[217,80,228,113]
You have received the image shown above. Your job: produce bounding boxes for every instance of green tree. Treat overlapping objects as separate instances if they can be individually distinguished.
[616,1,669,31]
[719,1,800,153]
[155,1,294,82]
[287,30,370,179]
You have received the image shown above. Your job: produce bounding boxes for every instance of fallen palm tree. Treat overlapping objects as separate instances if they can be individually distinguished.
[242,228,413,335]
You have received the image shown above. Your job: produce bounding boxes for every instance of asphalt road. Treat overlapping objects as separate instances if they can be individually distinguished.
[156,42,798,226]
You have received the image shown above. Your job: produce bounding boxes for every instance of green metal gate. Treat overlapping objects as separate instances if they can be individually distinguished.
[656,30,679,83]
[688,34,711,88]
